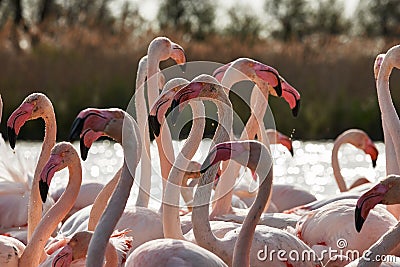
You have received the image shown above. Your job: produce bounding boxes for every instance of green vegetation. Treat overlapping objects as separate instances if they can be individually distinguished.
[0,0,399,141]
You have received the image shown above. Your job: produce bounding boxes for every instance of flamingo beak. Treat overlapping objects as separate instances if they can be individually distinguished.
[278,134,294,156]
[52,244,73,267]
[201,143,233,174]
[40,154,63,203]
[280,78,301,117]
[365,143,378,168]
[355,183,387,232]
[7,102,35,149]
[68,117,84,141]
[148,115,161,137]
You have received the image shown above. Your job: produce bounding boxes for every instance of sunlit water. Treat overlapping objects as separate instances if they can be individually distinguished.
[7,139,385,210]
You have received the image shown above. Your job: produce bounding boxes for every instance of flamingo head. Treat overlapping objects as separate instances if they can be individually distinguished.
[373,53,386,80]
[266,129,294,156]
[148,78,189,137]
[52,231,93,267]
[148,37,186,72]
[7,93,52,149]
[40,142,79,203]
[346,129,378,168]
[68,108,126,160]
[355,175,400,232]
[212,63,232,82]
[201,140,267,176]
[170,75,223,125]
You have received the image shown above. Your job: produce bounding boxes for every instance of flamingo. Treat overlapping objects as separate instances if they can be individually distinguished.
[145,37,186,212]
[170,75,319,266]
[68,108,165,256]
[293,197,397,265]
[0,142,94,266]
[51,230,132,267]
[331,129,378,193]
[148,77,243,241]
[354,175,400,266]
[210,58,307,219]
[373,51,400,220]
[7,93,56,241]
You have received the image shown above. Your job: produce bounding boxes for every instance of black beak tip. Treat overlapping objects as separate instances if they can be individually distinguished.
[7,126,17,149]
[179,63,187,73]
[148,115,161,138]
[292,99,301,117]
[289,148,294,157]
[39,180,49,203]
[372,159,377,168]
[68,118,84,142]
[354,206,365,233]
[275,84,282,97]
[80,138,90,161]
[170,100,180,125]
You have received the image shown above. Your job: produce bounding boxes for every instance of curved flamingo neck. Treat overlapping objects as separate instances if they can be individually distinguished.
[147,51,175,212]
[135,56,152,207]
[88,168,121,231]
[28,107,57,241]
[20,155,81,267]
[377,55,400,168]
[163,101,205,240]
[192,93,232,261]
[211,85,271,218]
[233,150,273,267]
[331,135,348,192]
[86,118,140,267]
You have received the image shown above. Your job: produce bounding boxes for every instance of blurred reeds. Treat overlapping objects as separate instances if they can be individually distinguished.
[0,29,399,141]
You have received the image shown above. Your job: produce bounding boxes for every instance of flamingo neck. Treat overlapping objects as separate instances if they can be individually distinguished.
[147,54,175,212]
[135,56,152,207]
[28,109,57,241]
[332,136,347,192]
[163,101,205,240]
[20,157,81,267]
[233,153,273,267]
[104,242,119,267]
[211,85,271,218]
[377,60,400,173]
[86,118,140,267]
[88,168,121,231]
[192,93,233,263]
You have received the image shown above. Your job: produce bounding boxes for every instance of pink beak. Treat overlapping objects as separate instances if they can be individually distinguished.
[7,102,34,149]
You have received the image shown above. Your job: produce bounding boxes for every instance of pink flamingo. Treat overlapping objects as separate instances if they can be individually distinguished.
[149,77,242,241]
[68,108,165,255]
[331,129,378,193]
[7,93,56,241]
[170,75,319,266]
[145,37,186,212]
[210,58,308,219]
[373,51,400,220]
[354,175,400,266]
[0,142,98,266]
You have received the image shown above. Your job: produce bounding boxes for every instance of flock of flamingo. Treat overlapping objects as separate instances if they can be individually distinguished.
[0,36,400,267]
